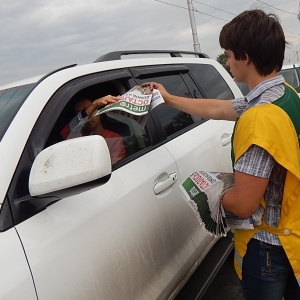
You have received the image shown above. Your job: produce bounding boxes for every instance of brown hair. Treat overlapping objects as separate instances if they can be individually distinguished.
[219,9,287,76]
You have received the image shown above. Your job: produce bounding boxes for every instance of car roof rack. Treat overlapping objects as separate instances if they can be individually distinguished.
[94,50,210,63]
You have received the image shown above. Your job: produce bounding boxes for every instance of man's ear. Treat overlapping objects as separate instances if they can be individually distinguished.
[244,53,252,65]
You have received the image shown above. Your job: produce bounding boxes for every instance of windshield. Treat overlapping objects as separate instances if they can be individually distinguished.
[0,83,35,141]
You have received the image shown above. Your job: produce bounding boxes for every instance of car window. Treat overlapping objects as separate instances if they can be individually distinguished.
[236,82,249,96]
[234,68,300,96]
[47,79,151,165]
[187,63,234,99]
[134,63,234,138]
[279,68,300,90]
[136,73,195,137]
[0,83,35,141]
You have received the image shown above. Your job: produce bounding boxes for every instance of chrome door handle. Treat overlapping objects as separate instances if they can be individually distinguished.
[153,173,178,195]
[221,133,232,146]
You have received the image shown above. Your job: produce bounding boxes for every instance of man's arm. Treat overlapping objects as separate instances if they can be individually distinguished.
[222,170,269,218]
[143,82,239,121]
[166,95,238,121]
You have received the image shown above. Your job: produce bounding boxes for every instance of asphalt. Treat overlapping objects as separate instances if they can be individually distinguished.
[202,251,244,300]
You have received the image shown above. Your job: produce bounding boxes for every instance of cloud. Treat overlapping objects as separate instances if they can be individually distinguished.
[0,0,299,86]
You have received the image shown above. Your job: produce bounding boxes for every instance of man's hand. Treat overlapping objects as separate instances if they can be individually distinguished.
[141,82,171,102]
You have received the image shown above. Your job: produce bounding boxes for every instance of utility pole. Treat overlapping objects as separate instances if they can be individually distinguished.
[187,0,201,52]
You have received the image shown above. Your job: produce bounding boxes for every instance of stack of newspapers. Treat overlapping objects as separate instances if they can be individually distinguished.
[180,171,264,237]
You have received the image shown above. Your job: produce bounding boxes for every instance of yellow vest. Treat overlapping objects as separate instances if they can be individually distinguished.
[232,103,300,283]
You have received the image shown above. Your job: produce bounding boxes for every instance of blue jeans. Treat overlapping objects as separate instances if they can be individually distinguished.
[240,238,300,300]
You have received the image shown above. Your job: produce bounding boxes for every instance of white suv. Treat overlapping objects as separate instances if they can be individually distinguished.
[0,50,242,300]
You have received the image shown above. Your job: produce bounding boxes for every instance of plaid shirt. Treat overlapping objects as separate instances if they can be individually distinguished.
[232,75,286,245]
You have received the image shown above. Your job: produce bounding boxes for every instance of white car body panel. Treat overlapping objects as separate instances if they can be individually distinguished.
[0,229,36,299]
[16,146,198,300]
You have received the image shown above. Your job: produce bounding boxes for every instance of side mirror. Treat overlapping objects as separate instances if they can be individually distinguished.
[29,135,112,196]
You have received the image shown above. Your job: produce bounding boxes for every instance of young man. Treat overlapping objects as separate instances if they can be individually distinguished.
[144,9,300,300]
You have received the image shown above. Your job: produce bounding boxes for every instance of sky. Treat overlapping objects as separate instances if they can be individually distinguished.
[0,0,299,86]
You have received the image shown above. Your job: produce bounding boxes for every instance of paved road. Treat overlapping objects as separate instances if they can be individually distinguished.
[202,251,244,300]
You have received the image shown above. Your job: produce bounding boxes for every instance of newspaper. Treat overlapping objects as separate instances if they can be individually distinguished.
[180,171,264,237]
[95,85,164,127]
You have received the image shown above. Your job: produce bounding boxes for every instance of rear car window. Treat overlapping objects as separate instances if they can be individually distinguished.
[187,63,234,99]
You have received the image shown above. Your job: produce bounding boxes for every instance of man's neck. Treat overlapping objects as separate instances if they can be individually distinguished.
[247,70,278,90]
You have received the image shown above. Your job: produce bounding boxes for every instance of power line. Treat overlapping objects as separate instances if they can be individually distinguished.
[256,0,298,15]
[193,1,235,16]
[153,0,229,22]
[192,7,229,21]
[255,1,300,36]
[153,0,300,36]
[153,0,187,10]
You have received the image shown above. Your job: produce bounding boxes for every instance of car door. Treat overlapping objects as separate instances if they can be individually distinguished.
[7,71,198,300]
[161,118,234,253]
[15,145,197,300]
[133,62,239,256]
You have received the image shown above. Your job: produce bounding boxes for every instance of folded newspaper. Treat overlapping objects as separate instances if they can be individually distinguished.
[95,85,164,127]
[180,171,264,237]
